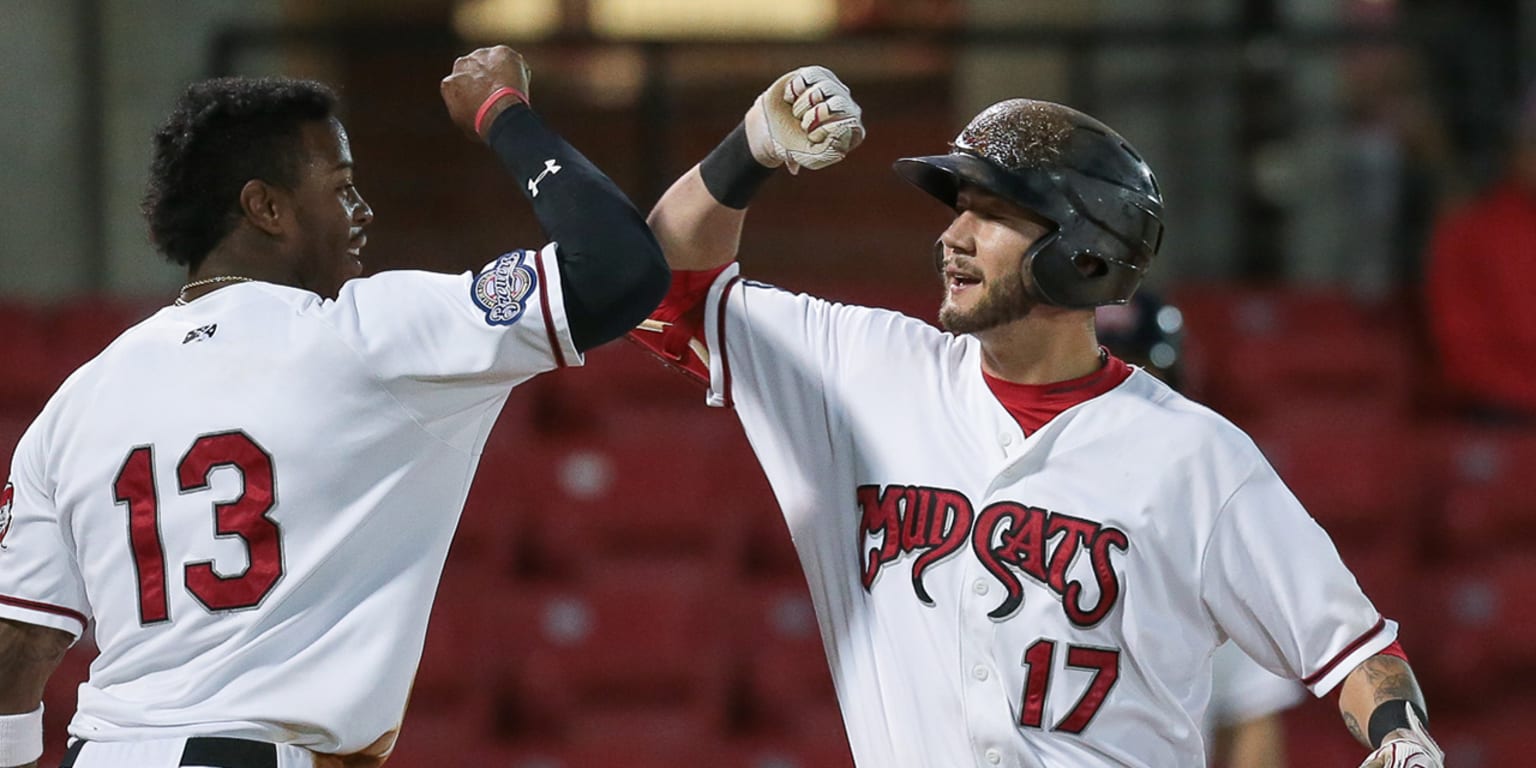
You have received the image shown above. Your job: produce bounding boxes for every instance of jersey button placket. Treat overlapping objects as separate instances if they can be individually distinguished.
[960,532,1014,768]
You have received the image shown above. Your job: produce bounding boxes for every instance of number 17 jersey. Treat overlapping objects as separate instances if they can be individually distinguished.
[0,249,578,757]
[691,266,1395,768]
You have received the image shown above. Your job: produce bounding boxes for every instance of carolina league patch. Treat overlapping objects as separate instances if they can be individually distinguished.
[0,482,13,548]
[472,250,538,326]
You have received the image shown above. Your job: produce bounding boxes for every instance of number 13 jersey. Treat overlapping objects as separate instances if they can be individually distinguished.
[0,248,577,756]
[691,266,1395,768]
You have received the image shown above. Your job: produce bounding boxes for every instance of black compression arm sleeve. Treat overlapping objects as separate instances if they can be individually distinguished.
[486,104,668,352]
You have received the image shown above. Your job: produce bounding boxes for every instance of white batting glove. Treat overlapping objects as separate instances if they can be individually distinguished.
[1357,703,1445,768]
[744,65,865,174]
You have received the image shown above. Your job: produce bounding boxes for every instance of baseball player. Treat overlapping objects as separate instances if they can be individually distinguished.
[0,46,666,768]
[630,68,1444,767]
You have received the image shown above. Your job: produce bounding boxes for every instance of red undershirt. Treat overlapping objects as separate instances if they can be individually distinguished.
[982,351,1133,435]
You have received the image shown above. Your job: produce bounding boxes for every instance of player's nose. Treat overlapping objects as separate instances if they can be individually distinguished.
[352,194,375,227]
[938,221,973,258]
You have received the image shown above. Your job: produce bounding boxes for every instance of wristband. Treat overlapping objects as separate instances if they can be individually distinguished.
[0,705,43,767]
[474,86,529,137]
[699,122,776,209]
[1367,699,1428,748]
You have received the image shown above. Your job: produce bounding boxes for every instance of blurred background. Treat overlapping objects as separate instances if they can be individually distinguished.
[4,0,1535,766]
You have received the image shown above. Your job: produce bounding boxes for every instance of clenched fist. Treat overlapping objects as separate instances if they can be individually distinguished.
[745,65,865,173]
[441,45,532,141]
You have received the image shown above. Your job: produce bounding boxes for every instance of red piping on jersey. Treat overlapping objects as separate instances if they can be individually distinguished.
[0,594,87,629]
[1303,616,1387,687]
[533,250,568,369]
[1374,639,1409,663]
[718,276,742,408]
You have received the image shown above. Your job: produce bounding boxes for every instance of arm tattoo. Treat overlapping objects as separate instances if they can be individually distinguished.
[1360,656,1419,705]
[1343,711,1365,744]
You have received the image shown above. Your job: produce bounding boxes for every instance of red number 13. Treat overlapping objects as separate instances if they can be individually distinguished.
[112,431,283,625]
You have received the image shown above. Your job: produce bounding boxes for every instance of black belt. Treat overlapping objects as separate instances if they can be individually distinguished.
[60,737,278,768]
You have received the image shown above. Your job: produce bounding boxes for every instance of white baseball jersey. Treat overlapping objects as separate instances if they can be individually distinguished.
[686,265,1393,767]
[0,246,579,757]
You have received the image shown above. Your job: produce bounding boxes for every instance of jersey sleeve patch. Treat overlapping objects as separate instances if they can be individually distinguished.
[0,482,13,548]
[471,250,539,326]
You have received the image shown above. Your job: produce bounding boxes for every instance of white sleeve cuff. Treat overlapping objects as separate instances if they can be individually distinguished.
[702,262,743,408]
[533,241,584,369]
[0,705,43,767]
[1303,617,1399,697]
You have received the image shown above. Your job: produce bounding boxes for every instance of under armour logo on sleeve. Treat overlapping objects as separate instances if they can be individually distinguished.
[528,159,562,197]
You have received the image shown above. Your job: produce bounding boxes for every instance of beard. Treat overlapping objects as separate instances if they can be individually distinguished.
[938,264,1035,334]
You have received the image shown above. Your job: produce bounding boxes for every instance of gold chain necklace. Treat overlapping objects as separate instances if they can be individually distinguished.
[174,276,255,306]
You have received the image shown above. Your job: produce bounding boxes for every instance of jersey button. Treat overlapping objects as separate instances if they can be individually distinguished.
[972,665,989,681]
[972,580,989,595]
[985,748,1002,764]
[999,432,1014,447]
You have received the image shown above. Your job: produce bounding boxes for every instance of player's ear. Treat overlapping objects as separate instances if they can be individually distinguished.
[239,179,287,237]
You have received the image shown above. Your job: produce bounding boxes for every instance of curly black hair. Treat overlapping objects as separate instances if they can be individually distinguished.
[142,76,338,268]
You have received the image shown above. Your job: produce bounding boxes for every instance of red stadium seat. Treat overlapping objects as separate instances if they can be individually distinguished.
[0,303,66,412]
[514,411,753,579]
[1429,698,1536,766]
[1333,538,1419,632]
[1413,554,1536,704]
[1244,416,1432,546]
[1429,427,1536,555]
[731,579,842,740]
[1282,696,1368,766]
[50,297,159,363]
[484,741,733,768]
[451,418,545,582]
[740,500,802,579]
[408,591,509,748]
[39,639,95,767]
[0,411,36,471]
[1170,285,1416,420]
[388,702,496,768]
[729,735,858,768]
[492,572,732,747]
[524,341,707,435]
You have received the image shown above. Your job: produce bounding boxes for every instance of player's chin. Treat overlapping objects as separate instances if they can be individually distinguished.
[341,248,365,280]
[938,301,974,333]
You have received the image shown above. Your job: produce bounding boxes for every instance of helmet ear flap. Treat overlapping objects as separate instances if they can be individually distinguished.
[1019,229,1060,304]
[1072,252,1109,279]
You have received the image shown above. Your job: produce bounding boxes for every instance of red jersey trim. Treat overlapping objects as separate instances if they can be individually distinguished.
[533,250,568,369]
[1302,616,1387,687]
[1374,639,1409,663]
[717,276,742,409]
[0,594,87,629]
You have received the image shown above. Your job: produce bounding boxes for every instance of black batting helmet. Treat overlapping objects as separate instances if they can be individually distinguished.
[893,99,1164,308]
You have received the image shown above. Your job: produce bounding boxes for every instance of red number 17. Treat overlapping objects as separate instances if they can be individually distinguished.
[1019,638,1120,734]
